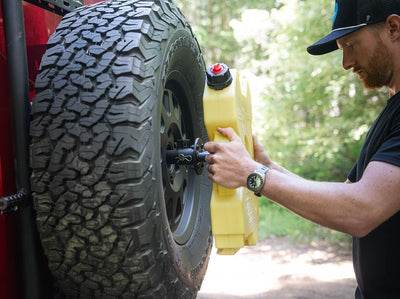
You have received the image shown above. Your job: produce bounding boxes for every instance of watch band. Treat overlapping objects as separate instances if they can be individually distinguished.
[255,166,270,197]
[257,165,270,175]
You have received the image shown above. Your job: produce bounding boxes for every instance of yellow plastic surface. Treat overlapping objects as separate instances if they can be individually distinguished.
[203,69,259,255]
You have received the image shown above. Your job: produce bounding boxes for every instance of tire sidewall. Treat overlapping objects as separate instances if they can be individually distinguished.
[154,27,212,286]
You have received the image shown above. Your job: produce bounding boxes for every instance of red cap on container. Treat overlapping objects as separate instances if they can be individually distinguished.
[211,63,223,74]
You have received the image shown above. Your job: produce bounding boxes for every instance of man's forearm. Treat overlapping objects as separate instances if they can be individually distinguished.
[260,169,369,237]
[268,161,302,179]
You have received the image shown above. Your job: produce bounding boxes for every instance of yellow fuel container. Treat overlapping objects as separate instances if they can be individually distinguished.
[203,63,259,255]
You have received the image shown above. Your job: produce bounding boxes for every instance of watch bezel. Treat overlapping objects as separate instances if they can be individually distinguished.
[247,172,263,192]
[246,166,270,195]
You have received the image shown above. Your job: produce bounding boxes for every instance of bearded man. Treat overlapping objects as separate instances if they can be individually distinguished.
[204,1,400,298]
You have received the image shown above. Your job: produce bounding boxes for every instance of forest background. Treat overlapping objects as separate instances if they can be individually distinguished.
[175,0,388,246]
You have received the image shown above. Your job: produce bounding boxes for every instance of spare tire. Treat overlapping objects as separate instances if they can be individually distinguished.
[30,0,212,297]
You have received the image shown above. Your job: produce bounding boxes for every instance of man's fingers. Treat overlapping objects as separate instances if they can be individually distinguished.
[252,134,260,146]
[204,128,241,154]
[217,127,241,142]
[252,134,264,151]
[204,142,218,154]
[205,153,215,164]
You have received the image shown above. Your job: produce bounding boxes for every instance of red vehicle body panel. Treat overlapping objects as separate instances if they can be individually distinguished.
[0,1,101,297]
[0,4,61,297]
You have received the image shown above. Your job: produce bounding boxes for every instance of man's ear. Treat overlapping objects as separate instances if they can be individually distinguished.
[386,14,400,41]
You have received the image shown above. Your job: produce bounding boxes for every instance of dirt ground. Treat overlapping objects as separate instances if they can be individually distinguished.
[197,237,356,299]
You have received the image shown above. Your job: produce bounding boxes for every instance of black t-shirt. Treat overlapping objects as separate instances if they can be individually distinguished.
[348,92,400,299]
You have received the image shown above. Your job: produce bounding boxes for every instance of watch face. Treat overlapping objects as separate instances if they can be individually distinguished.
[248,173,263,191]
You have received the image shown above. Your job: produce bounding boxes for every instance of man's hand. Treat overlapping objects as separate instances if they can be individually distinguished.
[204,127,260,189]
[253,134,272,167]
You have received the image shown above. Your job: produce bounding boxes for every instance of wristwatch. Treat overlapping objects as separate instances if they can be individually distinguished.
[246,165,270,196]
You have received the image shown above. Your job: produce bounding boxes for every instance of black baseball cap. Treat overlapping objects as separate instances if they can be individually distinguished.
[307,0,400,55]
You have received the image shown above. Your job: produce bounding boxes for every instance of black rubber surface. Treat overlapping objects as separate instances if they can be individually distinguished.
[30,0,212,297]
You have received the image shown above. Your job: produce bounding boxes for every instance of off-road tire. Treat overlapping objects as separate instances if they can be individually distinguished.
[30,0,212,298]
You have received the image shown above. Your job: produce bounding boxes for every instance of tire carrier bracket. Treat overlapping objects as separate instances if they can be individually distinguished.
[166,138,209,175]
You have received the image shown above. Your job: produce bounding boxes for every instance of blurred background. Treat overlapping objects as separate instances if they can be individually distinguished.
[176,0,389,247]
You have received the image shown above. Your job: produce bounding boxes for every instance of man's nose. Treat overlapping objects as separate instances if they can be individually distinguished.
[342,51,355,71]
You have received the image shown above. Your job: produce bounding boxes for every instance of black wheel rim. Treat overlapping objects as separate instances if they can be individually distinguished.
[160,71,199,245]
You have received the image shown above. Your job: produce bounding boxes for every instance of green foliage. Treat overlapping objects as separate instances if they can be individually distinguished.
[175,0,281,66]
[259,199,351,247]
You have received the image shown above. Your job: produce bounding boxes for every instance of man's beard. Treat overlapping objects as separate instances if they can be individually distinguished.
[357,38,393,90]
